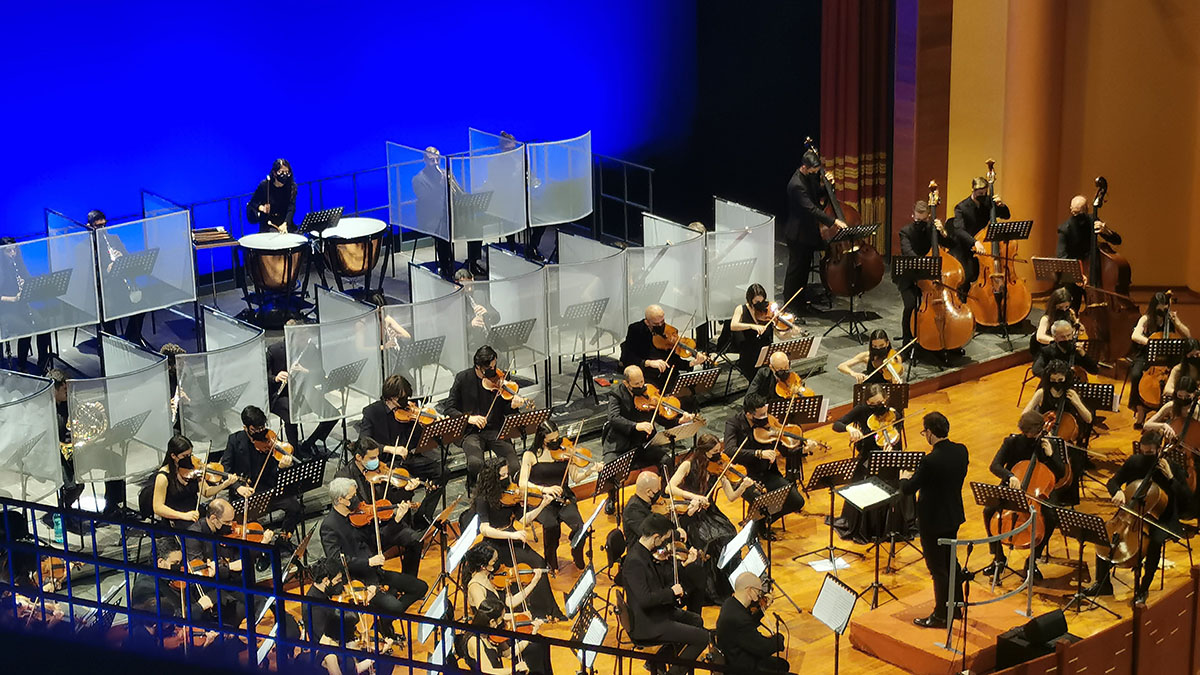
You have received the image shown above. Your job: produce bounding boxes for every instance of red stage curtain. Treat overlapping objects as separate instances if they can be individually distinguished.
[820,0,894,238]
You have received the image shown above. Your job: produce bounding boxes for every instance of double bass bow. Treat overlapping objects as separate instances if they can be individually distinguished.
[911,181,976,353]
[804,137,885,298]
[967,159,1032,327]
[1078,176,1140,364]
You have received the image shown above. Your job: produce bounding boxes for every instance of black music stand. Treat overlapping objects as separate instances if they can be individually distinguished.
[230,487,279,522]
[758,335,818,367]
[1057,506,1120,618]
[487,318,537,365]
[627,280,668,313]
[498,408,551,453]
[416,414,467,496]
[794,458,863,569]
[982,219,1035,347]
[768,394,826,488]
[866,451,924,572]
[838,476,900,608]
[747,486,791,576]
[276,457,328,496]
[891,255,943,363]
[853,382,910,411]
[323,359,367,431]
[299,207,343,235]
[562,298,610,405]
[970,481,1032,588]
[1146,338,1189,370]
[668,367,720,399]
[572,602,608,675]
[110,248,159,285]
[1031,256,1085,285]
[391,335,445,396]
[594,451,635,518]
[822,225,879,343]
[419,495,464,605]
[571,497,608,571]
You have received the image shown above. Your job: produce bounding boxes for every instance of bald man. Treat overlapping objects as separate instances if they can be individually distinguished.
[746,351,799,404]
[621,471,709,615]
[716,573,791,674]
[1057,194,1122,310]
[619,304,708,390]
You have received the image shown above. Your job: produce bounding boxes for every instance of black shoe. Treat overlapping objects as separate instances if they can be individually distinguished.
[604,499,616,516]
[980,558,1008,577]
[761,528,778,542]
[1084,581,1113,597]
[1134,590,1149,605]
[913,613,947,629]
[1133,421,1144,430]
[1029,564,1043,582]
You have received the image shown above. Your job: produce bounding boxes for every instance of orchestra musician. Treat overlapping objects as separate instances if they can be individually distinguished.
[621,513,711,674]
[518,420,590,571]
[1144,376,1200,517]
[1022,360,1093,506]
[620,304,709,391]
[457,596,547,675]
[782,150,846,310]
[949,177,1008,298]
[1031,287,1078,356]
[621,472,709,615]
[1032,320,1099,379]
[746,351,805,404]
[302,556,380,674]
[186,498,282,629]
[413,147,457,281]
[1163,338,1200,399]
[319,477,429,640]
[267,331,337,458]
[462,542,552,675]
[900,412,968,629]
[246,159,297,234]
[455,268,501,352]
[358,374,446,520]
[0,236,52,374]
[129,536,220,638]
[1057,195,1121,310]
[724,394,813,538]
[87,209,148,348]
[1085,430,1192,605]
[837,329,903,384]
[147,435,238,527]
[898,201,977,348]
[715,572,791,675]
[334,437,425,576]
[223,406,303,534]
[980,411,1065,581]
[729,283,803,382]
[1128,292,1191,427]
[446,345,528,489]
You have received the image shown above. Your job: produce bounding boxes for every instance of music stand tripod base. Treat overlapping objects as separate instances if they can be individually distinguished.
[1057,506,1121,619]
[793,458,864,568]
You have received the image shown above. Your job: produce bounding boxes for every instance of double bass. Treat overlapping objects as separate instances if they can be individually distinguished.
[1078,176,1140,363]
[806,138,885,297]
[967,159,1032,326]
[1138,291,1180,410]
[911,181,976,353]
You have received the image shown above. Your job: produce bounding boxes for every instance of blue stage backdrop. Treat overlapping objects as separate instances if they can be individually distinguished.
[0,1,696,239]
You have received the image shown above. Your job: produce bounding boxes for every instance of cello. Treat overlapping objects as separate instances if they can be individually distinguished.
[1078,176,1140,363]
[1138,291,1180,410]
[911,181,976,353]
[805,137,885,297]
[967,159,1032,326]
[988,417,1057,550]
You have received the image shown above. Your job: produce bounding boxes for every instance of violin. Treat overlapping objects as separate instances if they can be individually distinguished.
[632,383,695,421]
[911,181,976,352]
[754,301,800,333]
[650,494,696,516]
[332,579,372,605]
[392,402,439,425]
[365,464,423,491]
[487,611,538,644]
[864,408,902,450]
[804,136,885,298]
[867,348,906,384]
[186,462,244,486]
[549,438,595,467]
[498,482,544,508]
[706,453,754,485]
[482,369,527,404]
[229,520,270,543]
[1077,176,1140,363]
[650,323,703,361]
[348,499,397,528]
[774,371,815,399]
[752,415,826,453]
[652,540,709,563]
[489,563,547,589]
[169,558,214,590]
[1139,291,1179,410]
[966,159,1032,327]
[252,429,294,462]
[987,417,1057,549]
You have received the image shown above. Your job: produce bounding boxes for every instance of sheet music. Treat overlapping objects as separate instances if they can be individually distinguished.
[576,616,608,669]
[447,515,480,573]
[818,395,830,423]
[727,547,767,588]
[812,574,858,635]
[837,481,894,510]
[565,568,596,618]
[719,520,756,568]
[417,588,448,643]
[430,628,455,666]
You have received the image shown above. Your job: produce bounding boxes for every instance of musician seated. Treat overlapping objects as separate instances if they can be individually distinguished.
[1031,287,1077,356]
[247,159,297,234]
[303,556,379,674]
[620,304,709,391]
[147,435,236,528]
[520,420,591,571]
[1022,361,1093,429]
[897,201,976,347]
[455,268,501,351]
[1163,338,1200,400]
[223,406,303,534]
[358,374,445,523]
[622,513,711,673]
[266,334,337,458]
[747,351,807,404]
[1031,320,1098,379]
[716,573,791,675]
[838,329,904,384]
[335,437,424,576]
[185,498,279,629]
[728,283,802,382]
[461,543,553,675]
[319,478,428,639]
[1085,430,1192,604]
[621,471,708,616]
[130,536,214,628]
[1144,377,1200,490]
[446,345,526,489]
[980,412,1065,581]
[1128,293,1192,426]
[724,394,813,538]
[457,596,547,675]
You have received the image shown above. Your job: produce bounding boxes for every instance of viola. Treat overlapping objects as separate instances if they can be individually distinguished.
[911,181,976,352]
[393,403,439,425]
[650,323,702,361]
[487,611,538,644]
[1139,292,1180,410]
[348,499,397,528]
[865,409,901,450]
[966,159,1032,327]
[632,383,696,422]
[774,371,815,399]
[252,429,294,462]
[868,348,906,384]
[332,579,372,605]
[755,301,800,333]
[805,136,885,298]
[650,495,695,516]
[229,520,269,542]
[1078,176,1140,363]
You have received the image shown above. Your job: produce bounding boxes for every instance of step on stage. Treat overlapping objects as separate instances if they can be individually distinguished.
[848,589,1030,675]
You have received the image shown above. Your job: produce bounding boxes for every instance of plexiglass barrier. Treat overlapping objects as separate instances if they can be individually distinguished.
[387,142,449,240]
[707,198,776,321]
[527,131,593,226]
[449,143,526,243]
[0,371,60,503]
[381,291,469,402]
[465,264,547,395]
[140,190,186,219]
[408,262,459,303]
[96,211,197,322]
[626,214,706,326]
[285,297,381,424]
[44,208,89,238]
[549,233,625,357]
[0,231,101,342]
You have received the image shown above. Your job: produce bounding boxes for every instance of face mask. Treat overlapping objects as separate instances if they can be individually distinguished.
[754,300,770,312]
[546,438,563,450]
[482,366,497,379]
[364,458,380,471]
[395,397,409,409]
[276,173,291,185]
[218,523,233,536]
[631,385,647,396]
[347,495,362,512]
[1176,396,1192,407]
[870,405,887,416]
[752,416,769,428]
[249,429,269,442]
[651,324,666,336]
[177,455,194,469]
[774,370,790,381]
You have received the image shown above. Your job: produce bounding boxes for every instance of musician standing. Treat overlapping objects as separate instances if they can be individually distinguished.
[445,345,527,489]
[949,177,1009,298]
[246,159,297,234]
[897,201,977,349]
[87,210,148,348]
[782,150,845,310]
[0,237,52,374]
[1056,195,1122,311]
[715,572,791,675]
[900,412,968,629]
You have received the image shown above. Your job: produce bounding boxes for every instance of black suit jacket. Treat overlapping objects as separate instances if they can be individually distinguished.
[1031,341,1099,379]
[359,399,418,449]
[747,366,784,403]
[900,439,968,533]
[621,494,653,553]
[622,542,679,635]
[896,220,975,292]
[619,321,671,370]
[445,368,507,434]
[1057,213,1121,261]
[783,169,834,245]
[951,195,1010,238]
[224,430,280,490]
[715,597,784,674]
[603,384,655,457]
[319,510,376,580]
[266,339,289,417]
[723,413,785,479]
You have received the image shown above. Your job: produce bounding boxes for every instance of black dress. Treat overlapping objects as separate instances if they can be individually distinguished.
[733,304,775,382]
[1037,391,1087,506]
[677,463,738,602]
[465,579,553,675]
[474,494,564,620]
[830,406,917,544]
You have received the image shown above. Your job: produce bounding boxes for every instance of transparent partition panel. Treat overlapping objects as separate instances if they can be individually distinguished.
[558,231,621,265]
[0,371,60,503]
[449,145,526,242]
[705,221,775,322]
[381,293,468,402]
[70,336,171,491]
[387,142,448,240]
[488,247,542,281]
[409,262,459,303]
[714,196,774,232]
[469,269,547,395]
[0,231,100,341]
[547,248,625,358]
[468,127,507,155]
[528,131,593,226]
[176,308,267,453]
[642,212,700,248]
[44,208,88,238]
[97,211,197,322]
[316,286,374,324]
[285,312,381,424]
[141,190,186,219]
[625,235,707,327]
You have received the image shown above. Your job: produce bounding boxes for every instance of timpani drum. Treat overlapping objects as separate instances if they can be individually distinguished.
[238,232,309,293]
[318,217,387,278]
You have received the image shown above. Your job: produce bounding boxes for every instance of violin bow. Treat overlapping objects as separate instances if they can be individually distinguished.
[863,337,918,382]
[767,287,805,327]
[557,425,586,496]
[768,395,796,456]
[369,477,384,557]
[387,402,425,484]
[856,407,927,444]
[640,363,679,447]
[704,436,750,503]
[194,442,215,514]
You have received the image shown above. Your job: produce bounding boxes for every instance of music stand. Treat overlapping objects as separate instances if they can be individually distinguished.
[415,414,468,454]
[299,207,343,235]
[276,457,328,496]
[668,367,720,398]
[747,485,793,576]
[498,408,550,453]
[487,318,537,364]
[230,487,279,522]
[812,573,859,675]
[970,481,1033,588]
[1074,382,1117,413]
[392,335,445,396]
[571,497,608,570]
[982,220,1035,347]
[594,450,635,520]
[890,255,941,283]
[867,449,925,572]
[451,190,494,230]
[768,395,827,487]
[419,495,464,607]
[572,605,608,674]
[853,383,910,411]
[794,458,864,570]
[562,298,610,405]
[416,586,449,644]
[563,564,597,619]
[627,280,668,313]
[822,225,879,342]
[1031,256,1085,284]
[1057,507,1121,618]
[1146,338,1189,368]
[757,335,819,367]
[110,248,159,284]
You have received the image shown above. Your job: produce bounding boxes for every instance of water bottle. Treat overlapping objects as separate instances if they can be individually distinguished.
[52,513,65,544]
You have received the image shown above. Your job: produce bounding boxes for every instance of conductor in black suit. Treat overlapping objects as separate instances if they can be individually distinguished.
[782,150,846,310]
[900,411,969,629]
[0,237,51,373]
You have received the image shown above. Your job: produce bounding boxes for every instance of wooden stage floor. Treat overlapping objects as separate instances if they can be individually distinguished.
[390,361,1189,674]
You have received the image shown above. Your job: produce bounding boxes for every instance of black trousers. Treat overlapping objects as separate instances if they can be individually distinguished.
[634,608,709,675]
[402,450,447,527]
[535,499,586,568]
[1127,354,1148,410]
[282,419,338,456]
[744,471,805,525]
[783,240,818,311]
[462,430,518,488]
[1094,537,1164,595]
[103,313,146,344]
[920,526,964,620]
[266,494,304,532]
[16,333,51,373]
[900,285,919,345]
[366,567,428,636]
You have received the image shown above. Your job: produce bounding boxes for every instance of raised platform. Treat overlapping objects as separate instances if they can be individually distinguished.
[848,588,1032,675]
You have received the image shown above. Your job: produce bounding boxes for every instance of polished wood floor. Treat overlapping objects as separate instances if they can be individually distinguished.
[386,361,1190,674]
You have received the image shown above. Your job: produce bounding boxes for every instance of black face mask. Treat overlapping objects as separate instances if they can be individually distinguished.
[753,300,770,312]
[752,416,769,428]
[1175,396,1193,408]
[347,496,362,512]
[651,324,666,336]
[276,173,291,185]
[177,455,194,469]
[870,405,888,417]
[218,523,233,536]
[481,366,497,379]
[546,438,563,450]
[630,385,647,397]
[249,429,269,442]
[774,370,790,381]
[869,344,888,358]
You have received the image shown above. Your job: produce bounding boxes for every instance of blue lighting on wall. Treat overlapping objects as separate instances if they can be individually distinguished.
[0,1,696,239]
